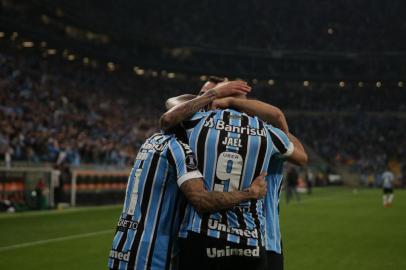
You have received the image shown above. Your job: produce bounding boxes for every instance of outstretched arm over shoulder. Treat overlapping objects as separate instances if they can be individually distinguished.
[212,97,289,134]
[160,81,251,131]
[180,172,267,214]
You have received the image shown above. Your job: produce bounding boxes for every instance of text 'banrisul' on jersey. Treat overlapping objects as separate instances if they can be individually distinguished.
[179,109,293,247]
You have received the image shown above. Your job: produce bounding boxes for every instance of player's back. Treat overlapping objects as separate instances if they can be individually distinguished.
[108,133,199,270]
[180,109,292,247]
[382,170,394,188]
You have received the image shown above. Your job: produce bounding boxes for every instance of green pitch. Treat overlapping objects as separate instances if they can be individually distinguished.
[0,187,405,270]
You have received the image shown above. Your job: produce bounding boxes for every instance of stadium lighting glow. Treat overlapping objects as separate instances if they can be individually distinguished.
[152,71,158,77]
[83,57,90,65]
[200,75,208,81]
[268,79,275,86]
[47,49,57,55]
[40,41,47,47]
[68,54,75,61]
[376,81,382,88]
[339,81,345,87]
[303,80,310,87]
[398,81,403,87]
[167,72,176,79]
[328,28,334,34]
[0,32,5,38]
[358,82,364,87]
[161,70,167,76]
[11,32,18,40]
[56,8,64,18]
[107,62,116,71]
[136,69,145,75]
[41,14,50,24]
[86,32,95,40]
[22,41,34,48]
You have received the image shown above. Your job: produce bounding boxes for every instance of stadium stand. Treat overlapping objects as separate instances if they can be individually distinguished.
[0,0,405,205]
[1,48,405,185]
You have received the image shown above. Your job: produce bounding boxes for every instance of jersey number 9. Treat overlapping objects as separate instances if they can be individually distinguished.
[214,151,243,192]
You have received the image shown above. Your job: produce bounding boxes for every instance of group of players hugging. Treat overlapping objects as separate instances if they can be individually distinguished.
[107,77,308,270]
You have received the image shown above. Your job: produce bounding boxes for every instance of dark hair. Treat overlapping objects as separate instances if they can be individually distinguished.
[198,76,225,96]
[208,76,225,83]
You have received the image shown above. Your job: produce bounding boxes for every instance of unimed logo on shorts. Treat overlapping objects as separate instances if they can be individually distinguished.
[206,246,260,258]
[109,250,131,262]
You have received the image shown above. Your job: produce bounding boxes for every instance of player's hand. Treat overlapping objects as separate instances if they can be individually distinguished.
[212,80,251,98]
[212,97,234,109]
[246,172,267,199]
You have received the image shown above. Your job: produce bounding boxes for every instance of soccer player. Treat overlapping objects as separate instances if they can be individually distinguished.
[208,94,307,270]
[160,81,307,270]
[107,132,267,270]
[285,166,300,204]
[382,167,395,207]
[108,79,266,270]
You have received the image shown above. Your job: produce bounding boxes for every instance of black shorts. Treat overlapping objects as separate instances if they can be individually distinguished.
[179,232,267,270]
[265,250,284,270]
[383,188,394,194]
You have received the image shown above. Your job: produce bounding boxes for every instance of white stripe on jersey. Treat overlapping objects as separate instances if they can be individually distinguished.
[127,169,143,215]
[131,156,165,269]
[137,164,169,269]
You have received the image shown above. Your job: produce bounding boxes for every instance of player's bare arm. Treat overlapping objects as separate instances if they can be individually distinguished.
[160,89,217,131]
[180,172,267,213]
[212,97,289,134]
[287,133,308,166]
[159,80,251,131]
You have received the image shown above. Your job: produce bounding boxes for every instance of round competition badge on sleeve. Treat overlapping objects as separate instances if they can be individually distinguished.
[185,154,198,170]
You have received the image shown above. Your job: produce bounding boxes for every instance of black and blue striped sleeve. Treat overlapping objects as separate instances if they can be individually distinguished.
[266,124,294,158]
[181,111,211,130]
[167,138,203,187]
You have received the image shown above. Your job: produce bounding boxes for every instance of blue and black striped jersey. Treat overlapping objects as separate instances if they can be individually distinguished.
[178,109,293,247]
[108,133,202,270]
[262,126,294,253]
[263,156,286,254]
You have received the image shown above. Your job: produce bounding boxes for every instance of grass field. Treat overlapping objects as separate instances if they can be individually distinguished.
[0,187,405,270]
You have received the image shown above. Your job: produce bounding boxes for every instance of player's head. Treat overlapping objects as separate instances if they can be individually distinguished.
[198,76,227,96]
[164,76,225,110]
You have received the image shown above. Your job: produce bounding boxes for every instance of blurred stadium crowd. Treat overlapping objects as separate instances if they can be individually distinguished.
[131,0,406,52]
[1,48,405,186]
[0,51,158,166]
[1,0,406,187]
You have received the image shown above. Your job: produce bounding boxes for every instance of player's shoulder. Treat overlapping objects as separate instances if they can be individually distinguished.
[146,133,171,144]
[190,108,244,120]
[167,135,193,153]
[140,133,172,152]
[222,108,247,117]
[219,108,259,124]
[263,122,287,138]
[189,110,213,120]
